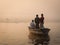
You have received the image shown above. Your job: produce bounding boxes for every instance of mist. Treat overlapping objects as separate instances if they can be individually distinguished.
[0,0,60,22]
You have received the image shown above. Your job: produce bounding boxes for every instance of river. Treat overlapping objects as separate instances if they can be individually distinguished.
[0,22,60,45]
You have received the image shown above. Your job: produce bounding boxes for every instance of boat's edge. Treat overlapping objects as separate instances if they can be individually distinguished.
[28,26,50,34]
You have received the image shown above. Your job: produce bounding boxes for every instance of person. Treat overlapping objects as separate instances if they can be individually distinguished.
[30,20,35,29]
[40,13,44,29]
[35,14,40,29]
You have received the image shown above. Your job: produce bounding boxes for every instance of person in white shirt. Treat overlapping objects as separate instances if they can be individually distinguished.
[30,20,35,29]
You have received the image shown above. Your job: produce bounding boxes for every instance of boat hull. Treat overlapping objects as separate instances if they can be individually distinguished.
[28,27,50,35]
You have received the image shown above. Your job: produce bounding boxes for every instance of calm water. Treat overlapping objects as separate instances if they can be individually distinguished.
[0,22,60,45]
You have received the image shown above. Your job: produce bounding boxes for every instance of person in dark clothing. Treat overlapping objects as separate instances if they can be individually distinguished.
[40,13,44,29]
[35,14,40,29]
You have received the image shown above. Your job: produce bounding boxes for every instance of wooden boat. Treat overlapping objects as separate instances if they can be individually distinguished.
[28,27,50,35]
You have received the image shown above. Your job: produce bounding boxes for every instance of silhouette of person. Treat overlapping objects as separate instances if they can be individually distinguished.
[35,14,40,29]
[40,13,44,29]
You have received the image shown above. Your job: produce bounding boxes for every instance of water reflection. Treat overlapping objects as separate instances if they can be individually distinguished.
[28,33,50,45]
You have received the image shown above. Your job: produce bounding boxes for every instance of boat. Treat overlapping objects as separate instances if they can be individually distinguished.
[28,27,50,35]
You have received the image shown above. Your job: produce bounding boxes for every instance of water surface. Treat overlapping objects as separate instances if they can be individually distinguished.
[0,22,60,45]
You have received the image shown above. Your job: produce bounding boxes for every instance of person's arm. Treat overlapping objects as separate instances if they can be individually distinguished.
[43,17,44,24]
[35,18,36,23]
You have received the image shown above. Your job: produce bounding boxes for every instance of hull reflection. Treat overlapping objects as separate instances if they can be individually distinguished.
[28,33,50,45]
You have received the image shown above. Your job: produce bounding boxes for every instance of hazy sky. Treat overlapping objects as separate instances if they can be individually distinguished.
[0,0,60,22]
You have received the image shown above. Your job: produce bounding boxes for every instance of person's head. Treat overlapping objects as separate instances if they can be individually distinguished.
[41,13,44,17]
[32,20,34,22]
[36,14,38,17]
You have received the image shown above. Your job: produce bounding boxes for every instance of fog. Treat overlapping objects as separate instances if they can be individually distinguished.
[0,0,60,22]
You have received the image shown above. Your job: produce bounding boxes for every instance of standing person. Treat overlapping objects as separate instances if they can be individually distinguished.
[35,14,40,29]
[40,13,44,29]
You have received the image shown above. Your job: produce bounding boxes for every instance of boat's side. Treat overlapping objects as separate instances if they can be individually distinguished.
[28,27,50,34]
[29,29,43,34]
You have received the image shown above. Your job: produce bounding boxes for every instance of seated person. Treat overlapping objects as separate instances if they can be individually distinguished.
[30,20,35,29]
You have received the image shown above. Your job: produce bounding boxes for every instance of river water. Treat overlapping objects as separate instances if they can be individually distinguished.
[0,22,60,45]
